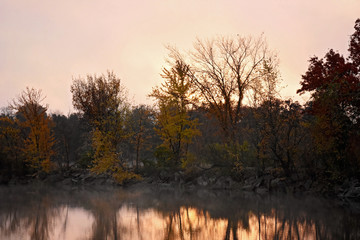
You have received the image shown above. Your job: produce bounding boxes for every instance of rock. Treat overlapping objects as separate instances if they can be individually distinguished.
[242,185,254,191]
[159,171,172,182]
[196,176,208,187]
[71,173,81,178]
[105,178,115,185]
[256,187,268,195]
[174,172,184,183]
[242,167,257,179]
[345,187,360,199]
[270,178,282,188]
[304,179,313,191]
[209,177,217,184]
[270,178,286,192]
[213,176,233,189]
[244,176,256,185]
[82,174,95,183]
[44,174,64,183]
[255,177,263,188]
[62,178,72,185]
[71,178,79,184]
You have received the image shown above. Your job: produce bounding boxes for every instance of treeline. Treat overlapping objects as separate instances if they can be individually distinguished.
[1,19,359,184]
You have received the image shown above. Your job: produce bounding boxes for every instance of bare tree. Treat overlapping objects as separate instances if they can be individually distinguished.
[168,35,278,142]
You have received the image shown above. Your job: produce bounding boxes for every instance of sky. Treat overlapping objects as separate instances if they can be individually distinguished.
[1,0,359,114]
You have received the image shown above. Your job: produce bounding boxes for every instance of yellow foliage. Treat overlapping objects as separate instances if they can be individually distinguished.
[150,61,200,167]
[112,167,141,184]
[90,128,140,183]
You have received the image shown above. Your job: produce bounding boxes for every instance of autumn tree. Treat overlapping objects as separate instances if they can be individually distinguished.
[70,71,137,182]
[10,87,55,174]
[150,61,200,169]
[297,19,360,174]
[168,35,278,142]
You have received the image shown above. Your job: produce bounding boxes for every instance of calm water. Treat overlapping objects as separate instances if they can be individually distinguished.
[0,184,359,240]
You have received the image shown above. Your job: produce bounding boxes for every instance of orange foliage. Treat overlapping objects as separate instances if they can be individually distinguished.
[11,87,55,174]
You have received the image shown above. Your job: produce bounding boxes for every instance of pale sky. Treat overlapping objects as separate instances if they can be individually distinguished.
[1,0,359,114]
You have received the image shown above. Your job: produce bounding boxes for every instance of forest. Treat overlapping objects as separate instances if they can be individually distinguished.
[0,19,359,193]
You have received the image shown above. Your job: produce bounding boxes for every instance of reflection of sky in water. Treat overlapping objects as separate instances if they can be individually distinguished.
[0,205,319,239]
[0,186,359,240]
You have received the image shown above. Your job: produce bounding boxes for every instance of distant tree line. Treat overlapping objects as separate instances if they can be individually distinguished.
[1,19,359,184]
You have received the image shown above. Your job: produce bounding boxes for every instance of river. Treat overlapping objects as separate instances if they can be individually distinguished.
[0,184,359,239]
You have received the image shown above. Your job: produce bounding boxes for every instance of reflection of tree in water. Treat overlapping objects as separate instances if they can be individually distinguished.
[0,186,62,240]
[163,208,208,240]
[26,196,58,240]
[85,190,131,240]
[0,185,359,239]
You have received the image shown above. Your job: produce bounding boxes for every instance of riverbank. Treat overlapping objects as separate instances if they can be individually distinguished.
[2,167,360,203]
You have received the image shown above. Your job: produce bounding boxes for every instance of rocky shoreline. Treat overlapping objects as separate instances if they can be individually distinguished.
[2,167,360,203]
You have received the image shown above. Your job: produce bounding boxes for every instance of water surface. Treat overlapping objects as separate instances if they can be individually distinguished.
[0,184,359,239]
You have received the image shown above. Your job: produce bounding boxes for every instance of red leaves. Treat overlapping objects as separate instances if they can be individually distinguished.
[298,50,357,95]
[349,19,360,67]
[297,19,360,120]
[296,19,360,171]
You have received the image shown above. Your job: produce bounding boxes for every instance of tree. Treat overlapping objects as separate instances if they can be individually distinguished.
[52,113,86,170]
[70,71,137,182]
[70,71,128,130]
[256,99,307,176]
[168,35,278,142]
[0,114,24,178]
[128,105,157,172]
[297,19,360,174]
[150,61,200,168]
[10,87,55,174]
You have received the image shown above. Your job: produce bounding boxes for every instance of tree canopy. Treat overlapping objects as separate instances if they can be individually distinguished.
[168,35,279,141]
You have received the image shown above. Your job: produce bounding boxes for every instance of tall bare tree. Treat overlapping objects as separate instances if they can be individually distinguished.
[169,35,278,142]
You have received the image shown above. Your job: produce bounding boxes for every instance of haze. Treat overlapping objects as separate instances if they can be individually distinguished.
[1,0,359,113]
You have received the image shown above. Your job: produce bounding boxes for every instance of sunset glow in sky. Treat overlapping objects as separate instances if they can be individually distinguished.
[1,0,359,113]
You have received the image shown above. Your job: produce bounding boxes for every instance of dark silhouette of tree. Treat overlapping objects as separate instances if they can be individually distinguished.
[297,19,360,174]
[0,114,24,179]
[128,105,158,173]
[52,113,87,170]
[255,99,307,176]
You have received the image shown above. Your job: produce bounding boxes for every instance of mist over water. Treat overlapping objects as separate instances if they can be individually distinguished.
[0,184,359,240]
